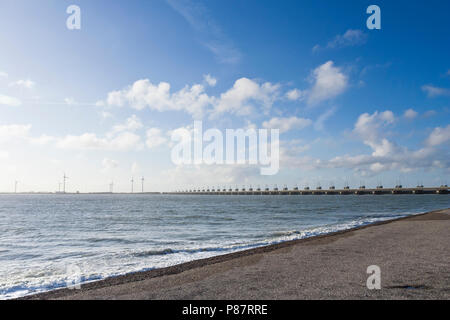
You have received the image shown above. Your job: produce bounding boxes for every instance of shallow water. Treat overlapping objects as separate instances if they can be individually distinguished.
[0,193,448,299]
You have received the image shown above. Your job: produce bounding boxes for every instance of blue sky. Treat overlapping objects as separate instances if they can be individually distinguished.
[0,0,449,192]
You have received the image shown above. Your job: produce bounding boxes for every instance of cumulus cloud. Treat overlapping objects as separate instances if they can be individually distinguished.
[111,115,143,134]
[403,108,418,119]
[285,88,306,101]
[353,110,396,157]
[307,61,348,105]
[212,78,280,117]
[106,79,213,119]
[203,74,217,87]
[102,66,349,118]
[0,94,22,107]
[426,124,450,146]
[282,110,449,175]
[422,85,450,97]
[262,116,312,133]
[103,77,284,119]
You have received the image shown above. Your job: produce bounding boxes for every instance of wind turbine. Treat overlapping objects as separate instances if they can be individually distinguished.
[63,173,68,193]
[141,177,144,193]
[131,177,134,193]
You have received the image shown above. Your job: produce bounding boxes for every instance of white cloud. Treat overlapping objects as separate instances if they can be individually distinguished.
[313,29,367,52]
[426,124,450,146]
[354,110,396,157]
[422,85,450,97]
[111,115,143,134]
[283,111,450,174]
[9,79,35,89]
[286,88,306,101]
[327,29,368,49]
[105,79,213,119]
[104,77,282,119]
[0,71,8,78]
[370,162,386,172]
[146,128,168,148]
[403,108,418,119]
[101,63,349,118]
[244,120,257,130]
[102,69,351,119]
[212,77,280,117]
[262,116,312,133]
[307,61,348,105]
[0,94,22,107]
[203,74,217,87]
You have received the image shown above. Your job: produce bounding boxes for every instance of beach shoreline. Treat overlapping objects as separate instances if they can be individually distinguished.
[19,208,450,300]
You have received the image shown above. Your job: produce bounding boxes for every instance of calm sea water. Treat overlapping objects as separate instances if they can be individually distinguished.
[0,194,448,299]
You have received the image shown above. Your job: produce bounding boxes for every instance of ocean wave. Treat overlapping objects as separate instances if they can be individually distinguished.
[130,215,403,259]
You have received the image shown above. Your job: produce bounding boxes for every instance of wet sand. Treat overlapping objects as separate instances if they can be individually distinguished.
[21,208,450,300]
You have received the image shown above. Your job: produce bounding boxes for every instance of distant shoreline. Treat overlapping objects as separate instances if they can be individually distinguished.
[19,208,450,300]
[0,192,162,195]
[1,185,449,196]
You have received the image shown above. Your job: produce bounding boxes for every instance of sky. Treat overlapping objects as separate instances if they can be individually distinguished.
[0,0,449,192]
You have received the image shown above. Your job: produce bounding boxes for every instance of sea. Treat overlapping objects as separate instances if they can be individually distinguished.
[0,193,448,299]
